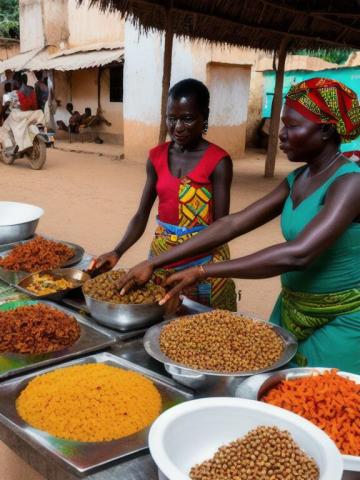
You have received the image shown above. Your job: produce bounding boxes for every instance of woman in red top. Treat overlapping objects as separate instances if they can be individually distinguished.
[90,79,237,310]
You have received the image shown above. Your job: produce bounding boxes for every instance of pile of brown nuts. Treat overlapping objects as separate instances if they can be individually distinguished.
[159,310,284,372]
[190,426,319,480]
[83,270,165,304]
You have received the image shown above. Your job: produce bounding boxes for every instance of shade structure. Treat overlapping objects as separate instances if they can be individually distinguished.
[85,0,360,52]
[29,47,124,71]
[0,45,124,73]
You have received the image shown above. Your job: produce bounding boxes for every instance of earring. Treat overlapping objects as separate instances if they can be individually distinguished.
[203,120,208,134]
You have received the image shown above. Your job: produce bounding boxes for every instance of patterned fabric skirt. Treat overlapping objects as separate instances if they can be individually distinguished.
[149,224,237,312]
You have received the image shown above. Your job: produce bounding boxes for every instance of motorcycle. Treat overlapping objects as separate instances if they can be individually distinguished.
[0,123,55,170]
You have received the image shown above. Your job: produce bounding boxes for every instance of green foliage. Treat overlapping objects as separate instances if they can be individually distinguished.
[0,0,19,39]
[296,49,353,65]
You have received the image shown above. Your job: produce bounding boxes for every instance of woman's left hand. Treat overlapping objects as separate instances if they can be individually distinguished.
[159,266,204,305]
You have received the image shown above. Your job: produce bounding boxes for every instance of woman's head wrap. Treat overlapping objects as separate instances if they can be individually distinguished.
[285,78,360,142]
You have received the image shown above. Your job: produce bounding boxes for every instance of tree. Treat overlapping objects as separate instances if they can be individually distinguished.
[0,0,19,39]
[297,48,352,65]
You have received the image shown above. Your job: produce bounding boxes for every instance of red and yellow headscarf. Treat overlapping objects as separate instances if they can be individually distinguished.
[285,78,360,142]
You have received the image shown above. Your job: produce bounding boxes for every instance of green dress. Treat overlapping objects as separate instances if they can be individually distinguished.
[270,162,360,374]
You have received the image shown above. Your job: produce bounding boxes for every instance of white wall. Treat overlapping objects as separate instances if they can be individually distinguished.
[67,0,124,48]
[19,0,44,52]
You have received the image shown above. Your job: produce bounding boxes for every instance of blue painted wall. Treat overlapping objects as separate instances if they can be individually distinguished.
[262,67,360,153]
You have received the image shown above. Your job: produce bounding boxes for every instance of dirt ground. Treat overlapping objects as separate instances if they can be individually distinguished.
[0,144,294,480]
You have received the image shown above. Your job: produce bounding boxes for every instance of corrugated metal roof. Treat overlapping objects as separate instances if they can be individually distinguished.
[0,46,123,73]
[28,47,123,71]
[0,47,44,73]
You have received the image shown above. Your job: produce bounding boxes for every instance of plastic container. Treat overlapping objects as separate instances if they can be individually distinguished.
[149,397,343,480]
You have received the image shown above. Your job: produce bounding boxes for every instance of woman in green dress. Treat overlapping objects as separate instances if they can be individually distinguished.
[119,78,360,374]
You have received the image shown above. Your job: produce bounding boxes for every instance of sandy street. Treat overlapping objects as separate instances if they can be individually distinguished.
[0,144,294,479]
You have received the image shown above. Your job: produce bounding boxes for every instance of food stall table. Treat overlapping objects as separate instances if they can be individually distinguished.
[0,281,357,480]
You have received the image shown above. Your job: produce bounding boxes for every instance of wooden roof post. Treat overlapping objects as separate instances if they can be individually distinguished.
[158,1,174,144]
[264,37,289,177]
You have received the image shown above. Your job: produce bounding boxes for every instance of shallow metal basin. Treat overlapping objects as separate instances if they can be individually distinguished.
[144,316,298,391]
[0,202,44,245]
[15,268,91,301]
[83,292,166,332]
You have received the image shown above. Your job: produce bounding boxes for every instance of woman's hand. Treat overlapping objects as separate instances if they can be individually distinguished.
[117,260,154,294]
[87,250,120,276]
[159,266,205,305]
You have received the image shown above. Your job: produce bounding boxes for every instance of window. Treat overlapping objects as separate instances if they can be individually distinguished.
[109,64,124,102]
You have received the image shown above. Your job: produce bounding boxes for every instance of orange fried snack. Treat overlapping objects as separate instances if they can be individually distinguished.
[262,369,360,456]
[0,236,74,272]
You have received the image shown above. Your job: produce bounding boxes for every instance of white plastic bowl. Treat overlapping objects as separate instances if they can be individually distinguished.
[149,397,343,480]
[0,202,44,244]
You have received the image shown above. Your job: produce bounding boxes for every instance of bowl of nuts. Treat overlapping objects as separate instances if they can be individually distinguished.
[82,270,166,331]
[149,397,343,480]
[143,310,297,390]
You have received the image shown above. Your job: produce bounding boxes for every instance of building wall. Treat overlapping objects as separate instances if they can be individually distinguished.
[206,63,251,157]
[0,44,20,61]
[124,23,264,162]
[54,68,123,143]
[67,0,124,48]
[19,0,123,53]
[19,0,44,52]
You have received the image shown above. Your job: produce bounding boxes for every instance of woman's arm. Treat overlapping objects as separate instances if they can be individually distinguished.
[88,160,157,274]
[162,174,360,301]
[118,179,289,291]
[212,156,233,220]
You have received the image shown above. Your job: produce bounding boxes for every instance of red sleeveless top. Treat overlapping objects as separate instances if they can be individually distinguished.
[149,142,229,226]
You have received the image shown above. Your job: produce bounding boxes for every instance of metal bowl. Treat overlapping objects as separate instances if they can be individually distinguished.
[143,317,297,391]
[15,268,91,301]
[0,202,44,245]
[83,292,166,332]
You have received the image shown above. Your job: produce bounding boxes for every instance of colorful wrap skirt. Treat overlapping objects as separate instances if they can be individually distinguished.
[149,219,237,311]
[271,286,360,373]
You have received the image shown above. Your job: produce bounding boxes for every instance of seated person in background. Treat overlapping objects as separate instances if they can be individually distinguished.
[69,110,83,133]
[54,99,72,131]
[81,107,111,127]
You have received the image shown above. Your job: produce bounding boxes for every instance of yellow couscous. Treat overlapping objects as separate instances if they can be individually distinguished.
[16,363,162,442]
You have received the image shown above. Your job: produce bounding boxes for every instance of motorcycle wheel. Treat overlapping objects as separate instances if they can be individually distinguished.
[29,137,46,170]
[0,148,16,165]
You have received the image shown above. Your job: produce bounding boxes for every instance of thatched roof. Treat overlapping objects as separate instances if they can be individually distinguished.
[84,0,360,52]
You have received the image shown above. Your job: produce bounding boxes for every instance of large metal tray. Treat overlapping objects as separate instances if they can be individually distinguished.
[0,352,193,476]
[0,300,116,380]
[0,239,85,285]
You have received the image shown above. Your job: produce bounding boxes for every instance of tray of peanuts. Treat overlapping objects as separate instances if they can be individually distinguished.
[143,309,297,391]
[235,367,360,473]
[0,351,193,476]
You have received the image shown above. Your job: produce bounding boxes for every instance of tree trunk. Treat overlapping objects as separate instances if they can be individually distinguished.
[264,37,289,178]
[158,6,174,144]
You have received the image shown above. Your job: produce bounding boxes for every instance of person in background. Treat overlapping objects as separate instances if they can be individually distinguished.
[1,82,12,123]
[34,72,49,112]
[119,78,360,374]
[17,74,37,111]
[54,99,72,131]
[81,107,112,128]
[89,78,237,311]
